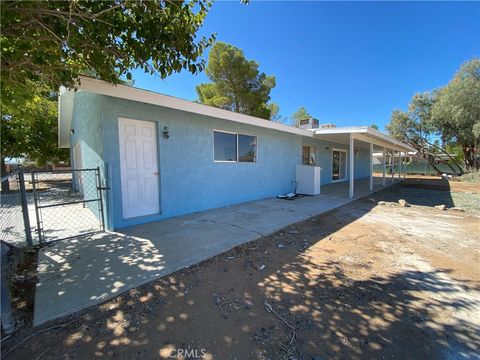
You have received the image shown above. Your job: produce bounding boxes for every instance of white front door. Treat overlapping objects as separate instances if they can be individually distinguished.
[118,118,159,219]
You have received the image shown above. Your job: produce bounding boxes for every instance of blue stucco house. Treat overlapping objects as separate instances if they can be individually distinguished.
[58,76,413,230]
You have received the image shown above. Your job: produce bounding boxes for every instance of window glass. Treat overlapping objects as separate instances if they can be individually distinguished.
[238,135,257,162]
[214,131,237,161]
[332,150,347,180]
[302,146,316,165]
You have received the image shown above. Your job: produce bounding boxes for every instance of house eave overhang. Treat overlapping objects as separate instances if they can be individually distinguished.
[59,76,413,152]
[72,76,314,138]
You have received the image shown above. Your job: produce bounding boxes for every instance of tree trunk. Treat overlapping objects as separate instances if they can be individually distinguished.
[1,156,10,193]
[405,138,455,175]
[422,138,463,174]
[443,161,460,174]
[462,145,475,170]
[426,155,445,175]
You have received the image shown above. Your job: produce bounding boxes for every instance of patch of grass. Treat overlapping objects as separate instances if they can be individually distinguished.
[373,185,480,215]
[451,192,480,214]
[458,171,480,183]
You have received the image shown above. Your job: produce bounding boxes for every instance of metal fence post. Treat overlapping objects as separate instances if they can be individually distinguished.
[96,167,105,232]
[1,244,14,334]
[18,169,33,247]
[31,171,43,243]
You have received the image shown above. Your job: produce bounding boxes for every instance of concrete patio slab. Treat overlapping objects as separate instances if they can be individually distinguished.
[33,177,401,325]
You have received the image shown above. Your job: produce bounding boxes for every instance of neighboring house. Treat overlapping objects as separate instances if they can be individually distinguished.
[58,76,414,230]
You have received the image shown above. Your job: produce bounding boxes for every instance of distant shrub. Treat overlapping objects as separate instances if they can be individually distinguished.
[459,171,480,183]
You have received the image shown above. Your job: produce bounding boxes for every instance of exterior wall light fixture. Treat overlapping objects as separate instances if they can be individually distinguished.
[162,126,169,139]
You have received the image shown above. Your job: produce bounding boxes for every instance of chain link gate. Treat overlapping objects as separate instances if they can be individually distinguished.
[31,168,105,243]
[0,169,33,247]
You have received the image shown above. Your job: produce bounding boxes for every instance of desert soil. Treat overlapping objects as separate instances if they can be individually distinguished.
[2,179,480,360]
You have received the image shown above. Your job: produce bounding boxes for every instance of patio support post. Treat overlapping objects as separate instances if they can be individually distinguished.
[391,150,394,183]
[349,134,354,198]
[400,151,403,179]
[404,152,407,179]
[398,151,401,179]
[382,147,386,187]
[369,143,373,192]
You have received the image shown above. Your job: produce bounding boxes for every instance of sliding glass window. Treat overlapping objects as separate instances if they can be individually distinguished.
[214,131,257,163]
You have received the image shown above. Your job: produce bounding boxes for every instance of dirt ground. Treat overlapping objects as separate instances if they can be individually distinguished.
[2,178,480,360]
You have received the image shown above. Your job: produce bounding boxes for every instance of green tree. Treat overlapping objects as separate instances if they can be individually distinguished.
[196,42,276,119]
[292,107,311,127]
[386,93,463,174]
[370,124,379,130]
[1,0,215,180]
[431,59,480,169]
[1,0,215,97]
[1,82,69,165]
[1,82,69,191]
[268,103,281,121]
[387,109,444,173]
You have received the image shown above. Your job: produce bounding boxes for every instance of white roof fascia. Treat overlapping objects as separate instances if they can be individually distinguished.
[353,133,407,152]
[74,76,313,138]
[313,126,370,135]
[365,128,416,152]
[313,126,415,152]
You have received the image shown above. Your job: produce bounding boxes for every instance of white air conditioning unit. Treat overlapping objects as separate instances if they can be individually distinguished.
[296,164,321,195]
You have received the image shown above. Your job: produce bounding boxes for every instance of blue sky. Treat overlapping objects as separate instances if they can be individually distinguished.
[131,1,480,130]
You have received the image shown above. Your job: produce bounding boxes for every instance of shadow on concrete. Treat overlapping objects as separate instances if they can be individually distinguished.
[4,194,478,360]
[33,193,358,326]
[33,232,167,325]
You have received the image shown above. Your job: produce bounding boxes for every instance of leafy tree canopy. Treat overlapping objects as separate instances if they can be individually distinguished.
[370,124,379,130]
[1,0,215,171]
[386,107,463,173]
[431,58,480,168]
[268,103,281,121]
[292,107,311,127]
[1,81,69,167]
[473,122,480,139]
[196,42,276,119]
[1,0,215,98]
[385,58,480,172]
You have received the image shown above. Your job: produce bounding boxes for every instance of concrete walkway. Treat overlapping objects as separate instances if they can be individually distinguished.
[33,177,402,325]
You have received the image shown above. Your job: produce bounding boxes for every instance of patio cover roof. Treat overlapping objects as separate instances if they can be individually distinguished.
[311,127,415,152]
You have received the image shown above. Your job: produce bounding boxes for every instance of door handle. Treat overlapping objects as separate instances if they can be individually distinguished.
[153,171,159,176]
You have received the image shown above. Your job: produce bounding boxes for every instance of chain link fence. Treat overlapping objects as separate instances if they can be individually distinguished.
[31,169,104,242]
[0,170,33,248]
[1,167,105,247]
[373,160,456,176]
[1,167,105,333]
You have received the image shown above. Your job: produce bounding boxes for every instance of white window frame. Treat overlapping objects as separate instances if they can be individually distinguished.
[213,130,257,163]
[331,148,348,183]
[213,130,237,163]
